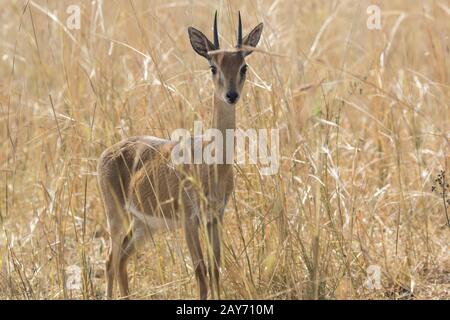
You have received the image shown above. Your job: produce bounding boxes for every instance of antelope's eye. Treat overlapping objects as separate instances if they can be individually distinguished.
[210,66,217,75]
[240,65,248,76]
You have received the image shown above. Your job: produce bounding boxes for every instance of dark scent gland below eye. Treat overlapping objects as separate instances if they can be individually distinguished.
[240,65,248,75]
[210,66,217,75]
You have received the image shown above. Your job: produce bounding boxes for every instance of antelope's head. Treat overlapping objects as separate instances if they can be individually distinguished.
[188,12,263,105]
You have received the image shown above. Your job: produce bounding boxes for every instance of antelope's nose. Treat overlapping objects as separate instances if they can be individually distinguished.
[226,91,239,104]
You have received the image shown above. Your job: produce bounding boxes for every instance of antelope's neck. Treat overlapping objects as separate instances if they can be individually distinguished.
[212,95,236,133]
[212,94,235,173]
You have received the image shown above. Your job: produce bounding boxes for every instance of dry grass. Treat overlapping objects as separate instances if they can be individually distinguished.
[1,0,449,300]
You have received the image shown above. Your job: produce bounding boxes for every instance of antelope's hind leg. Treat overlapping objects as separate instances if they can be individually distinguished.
[99,180,128,299]
[117,219,148,299]
[105,222,125,299]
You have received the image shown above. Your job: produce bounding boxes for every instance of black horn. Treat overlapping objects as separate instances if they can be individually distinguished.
[213,11,220,49]
[237,11,243,47]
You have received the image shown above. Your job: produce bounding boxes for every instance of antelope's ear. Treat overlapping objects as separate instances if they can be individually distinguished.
[188,27,215,59]
[242,23,263,56]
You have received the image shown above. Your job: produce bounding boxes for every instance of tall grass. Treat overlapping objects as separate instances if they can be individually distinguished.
[0,0,449,299]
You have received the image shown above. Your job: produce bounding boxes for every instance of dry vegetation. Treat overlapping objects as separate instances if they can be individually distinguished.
[1,0,449,299]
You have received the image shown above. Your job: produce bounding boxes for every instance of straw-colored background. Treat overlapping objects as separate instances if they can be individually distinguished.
[0,0,449,299]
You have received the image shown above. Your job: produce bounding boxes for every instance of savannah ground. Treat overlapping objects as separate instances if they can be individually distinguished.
[0,0,449,299]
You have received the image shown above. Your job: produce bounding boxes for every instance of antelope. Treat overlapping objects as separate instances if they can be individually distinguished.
[97,12,263,300]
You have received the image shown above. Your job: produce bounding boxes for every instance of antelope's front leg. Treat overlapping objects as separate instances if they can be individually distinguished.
[207,218,221,299]
[206,198,227,299]
[184,217,208,300]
